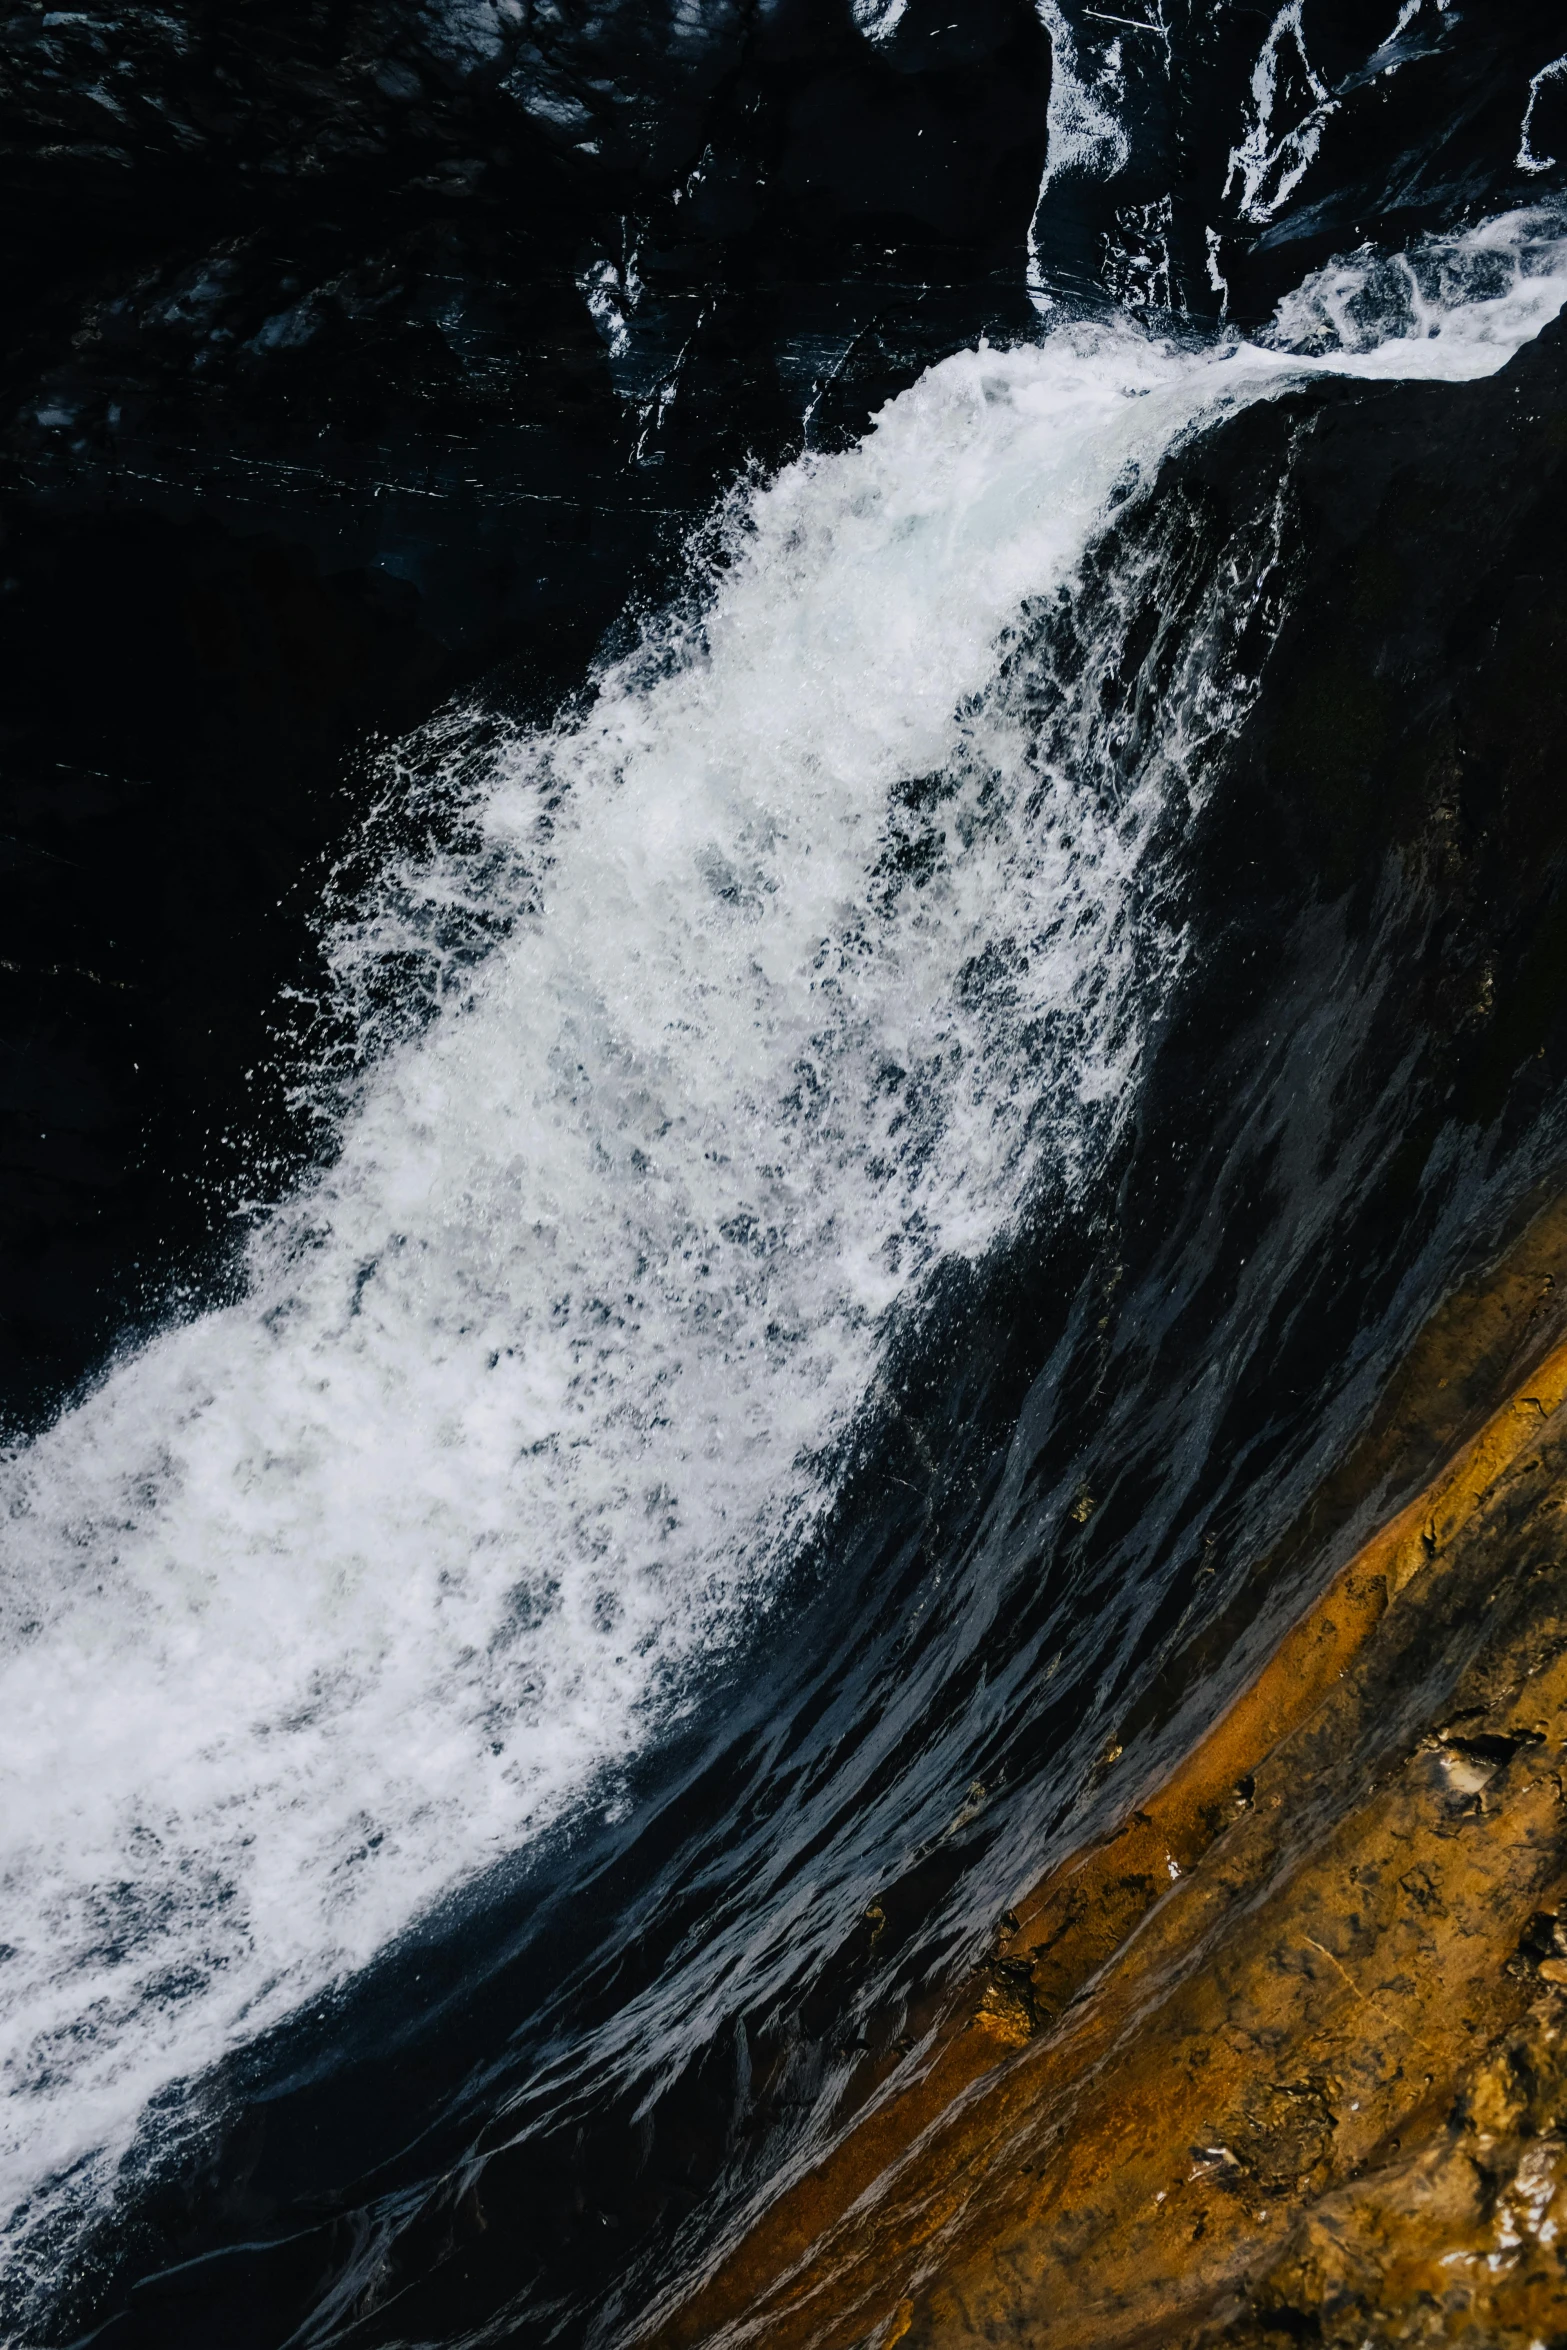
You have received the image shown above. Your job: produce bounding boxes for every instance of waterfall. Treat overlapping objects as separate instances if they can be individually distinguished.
[3,204,1565,2297]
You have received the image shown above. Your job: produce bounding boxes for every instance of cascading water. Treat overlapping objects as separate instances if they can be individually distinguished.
[4,208,1567,2324]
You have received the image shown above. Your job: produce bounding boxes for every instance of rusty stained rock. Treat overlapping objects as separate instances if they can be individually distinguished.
[1218,1990,1567,2349]
[639,1196,1567,2350]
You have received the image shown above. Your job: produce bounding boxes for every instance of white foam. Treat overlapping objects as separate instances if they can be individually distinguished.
[1268,207,1567,376]
[851,0,910,45]
[3,207,1566,2294]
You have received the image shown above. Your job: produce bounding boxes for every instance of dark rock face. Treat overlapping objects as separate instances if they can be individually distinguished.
[1067,0,1567,321]
[0,503,466,1351]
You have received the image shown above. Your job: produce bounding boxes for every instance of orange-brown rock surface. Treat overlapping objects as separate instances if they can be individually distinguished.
[641,1197,1567,2350]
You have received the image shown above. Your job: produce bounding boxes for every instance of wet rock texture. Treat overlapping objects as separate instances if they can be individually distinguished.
[1219,1992,1567,2350]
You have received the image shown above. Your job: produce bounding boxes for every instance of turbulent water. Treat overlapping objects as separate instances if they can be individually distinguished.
[3,201,1567,2330]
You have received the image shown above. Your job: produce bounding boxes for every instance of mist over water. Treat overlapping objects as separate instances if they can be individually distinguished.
[4,207,1567,2312]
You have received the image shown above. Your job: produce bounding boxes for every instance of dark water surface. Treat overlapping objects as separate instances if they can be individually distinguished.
[6,6,1567,2346]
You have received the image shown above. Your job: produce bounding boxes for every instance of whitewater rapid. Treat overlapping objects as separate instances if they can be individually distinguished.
[4,208,1566,2282]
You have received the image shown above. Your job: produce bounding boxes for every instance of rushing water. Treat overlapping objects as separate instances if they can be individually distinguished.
[5,207,1567,2337]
